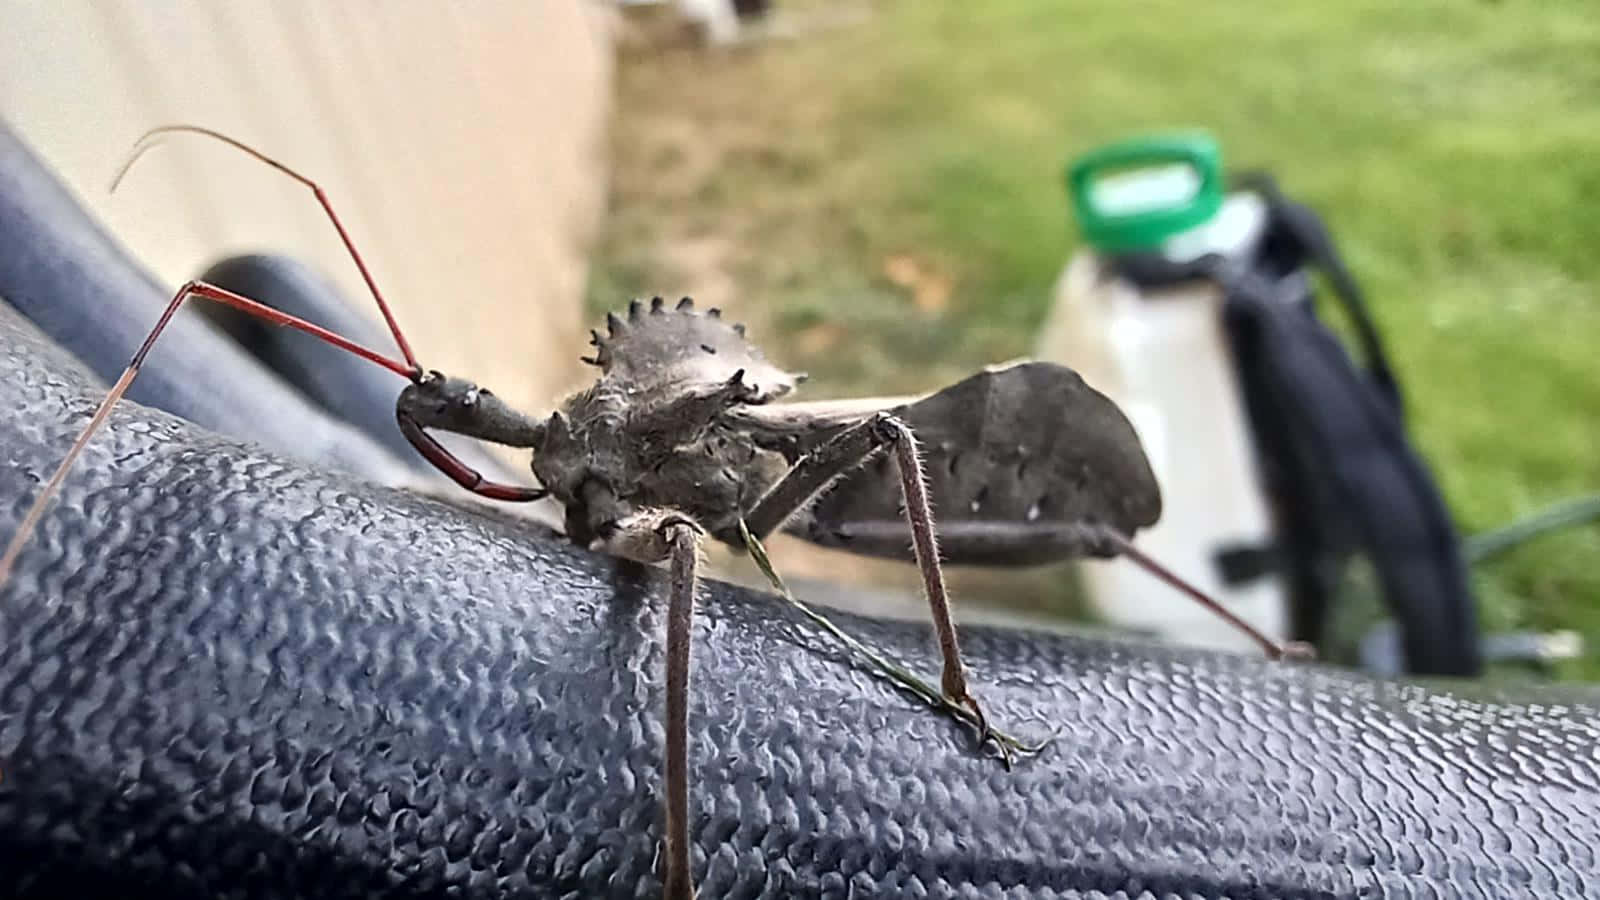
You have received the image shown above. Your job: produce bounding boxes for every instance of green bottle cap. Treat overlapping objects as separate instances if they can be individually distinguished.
[1066,132,1224,253]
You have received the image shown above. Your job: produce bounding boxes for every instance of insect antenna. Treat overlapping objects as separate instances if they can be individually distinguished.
[112,125,421,372]
[0,127,428,588]
[1106,531,1316,661]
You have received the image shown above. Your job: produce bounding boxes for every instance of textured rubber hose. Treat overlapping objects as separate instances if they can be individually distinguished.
[1,305,1598,899]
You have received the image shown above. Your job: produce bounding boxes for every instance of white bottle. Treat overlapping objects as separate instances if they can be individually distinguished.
[1036,134,1287,653]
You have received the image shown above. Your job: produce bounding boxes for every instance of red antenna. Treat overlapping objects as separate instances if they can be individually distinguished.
[112,125,422,373]
[0,127,431,586]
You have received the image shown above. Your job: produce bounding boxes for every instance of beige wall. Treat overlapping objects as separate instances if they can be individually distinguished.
[0,1,613,419]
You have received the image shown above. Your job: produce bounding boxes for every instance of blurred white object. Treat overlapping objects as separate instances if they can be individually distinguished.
[676,0,743,43]
[617,0,865,47]
[1038,153,1287,654]
[617,0,754,44]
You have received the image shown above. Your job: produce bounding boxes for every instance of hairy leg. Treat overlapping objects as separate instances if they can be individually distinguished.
[605,509,706,900]
[746,413,990,740]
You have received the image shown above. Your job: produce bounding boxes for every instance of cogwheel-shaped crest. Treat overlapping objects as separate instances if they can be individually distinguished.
[582,296,801,401]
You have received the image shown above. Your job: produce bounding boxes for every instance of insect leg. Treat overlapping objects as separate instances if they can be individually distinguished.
[742,416,885,538]
[0,280,417,587]
[603,510,705,900]
[736,520,1042,767]
[876,416,990,735]
[746,413,993,744]
[663,518,701,900]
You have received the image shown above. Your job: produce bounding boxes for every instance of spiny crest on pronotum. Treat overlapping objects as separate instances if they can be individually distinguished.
[582,295,801,400]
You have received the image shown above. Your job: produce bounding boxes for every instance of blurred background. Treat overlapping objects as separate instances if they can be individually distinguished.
[600,0,1599,679]
[2,0,1595,680]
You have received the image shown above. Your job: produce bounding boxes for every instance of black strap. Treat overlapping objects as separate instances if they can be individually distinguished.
[1210,181,1480,676]
[1231,170,1402,413]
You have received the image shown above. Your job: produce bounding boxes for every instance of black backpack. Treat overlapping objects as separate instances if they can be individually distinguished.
[1110,173,1479,677]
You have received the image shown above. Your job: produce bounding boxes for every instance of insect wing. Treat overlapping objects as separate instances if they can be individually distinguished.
[777,361,1163,566]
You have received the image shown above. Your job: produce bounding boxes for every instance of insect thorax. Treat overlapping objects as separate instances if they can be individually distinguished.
[536,297,803,545]
[533,381,791,543]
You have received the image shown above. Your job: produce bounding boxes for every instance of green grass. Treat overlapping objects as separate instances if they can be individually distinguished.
[599,0,1600,676]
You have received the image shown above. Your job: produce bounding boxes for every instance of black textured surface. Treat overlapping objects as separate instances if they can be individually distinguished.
[2,305,1600,900]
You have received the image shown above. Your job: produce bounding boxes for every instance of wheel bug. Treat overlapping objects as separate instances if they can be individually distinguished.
[0,126,1312,899]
